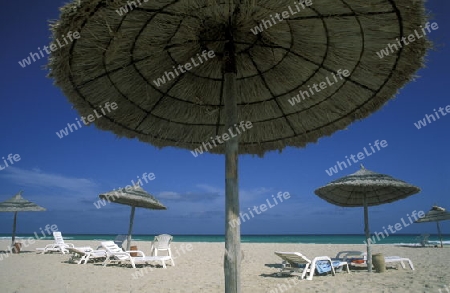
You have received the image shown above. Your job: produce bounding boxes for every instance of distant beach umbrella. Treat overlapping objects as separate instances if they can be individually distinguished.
[0,191,46,248]
[415,206,450,248]
[48,0,430,290]
[99,185,166,250]
[314,165,420,272]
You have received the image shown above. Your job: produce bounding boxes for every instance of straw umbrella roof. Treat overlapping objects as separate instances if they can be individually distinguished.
[315,165,421,207]
[415,206,450,223]
[0,191,46,212]
[47,0,430,156]
[99,185,166,210]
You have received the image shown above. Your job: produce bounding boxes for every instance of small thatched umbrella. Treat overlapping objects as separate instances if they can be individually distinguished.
[99,185,166,250]
[314,165,420,272]
[48,0,430,291]
[415,205,450,248]
[0,191,46,247]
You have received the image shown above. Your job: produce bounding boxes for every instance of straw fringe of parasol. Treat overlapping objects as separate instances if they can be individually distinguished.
[47,0,431,157]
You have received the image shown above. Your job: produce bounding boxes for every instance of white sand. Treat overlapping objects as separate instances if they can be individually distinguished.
[0,240,448,293]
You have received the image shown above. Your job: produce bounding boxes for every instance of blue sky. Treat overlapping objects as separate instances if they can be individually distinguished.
[0,0,449,237]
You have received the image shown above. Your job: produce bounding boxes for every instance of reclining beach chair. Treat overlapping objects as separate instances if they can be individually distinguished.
[335,251,415,270]
[36,232,75,254]
[274,251,350,280]
[101,241,172,269]
[415,234,431,247]
[333,251,366,265]
[151,234,175,266]
[67,247,107,264]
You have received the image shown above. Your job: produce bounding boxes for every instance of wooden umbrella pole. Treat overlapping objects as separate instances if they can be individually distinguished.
[436,221,443,248]
[223,22,240,293]
[11,211,17,248]
[363,195,372,272]
[126,206,136,251]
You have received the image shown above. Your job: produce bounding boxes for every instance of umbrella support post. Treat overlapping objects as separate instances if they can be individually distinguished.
[363,196,372,272]
[126,206,136,251]
[11,211,17,248]
[223,24,241,293]
[436,221,443,248]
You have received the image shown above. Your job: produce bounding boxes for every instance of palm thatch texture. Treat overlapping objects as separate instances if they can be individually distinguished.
[48,0,430,291]
[415,206,450,248]
[315,165,421,272]
[0,191,46,248]
[99,185,166,250]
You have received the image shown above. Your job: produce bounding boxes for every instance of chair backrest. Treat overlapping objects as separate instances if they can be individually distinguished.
[114,235,127,249]
[101,241,130,260]
[153,234,173,250]
[53,232,65,245]
[101,241,123,254]
[335,251,364,261]
[274,252,310,266]
[416,234,430,246]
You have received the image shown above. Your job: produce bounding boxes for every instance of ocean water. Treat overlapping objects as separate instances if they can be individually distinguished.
[1,234,449,245]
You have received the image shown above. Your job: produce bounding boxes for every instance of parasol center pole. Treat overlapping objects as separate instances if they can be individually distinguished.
[436,221,443,248]
[363,195,372,272]
[223,24,240,293]
[126,206,136,251]
[11,211,17,248]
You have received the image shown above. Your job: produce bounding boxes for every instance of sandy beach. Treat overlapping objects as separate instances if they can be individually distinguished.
[0,240,448,293]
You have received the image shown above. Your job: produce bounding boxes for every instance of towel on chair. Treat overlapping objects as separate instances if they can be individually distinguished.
[315,260,341,274]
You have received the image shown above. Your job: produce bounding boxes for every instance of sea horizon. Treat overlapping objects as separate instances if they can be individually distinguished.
[1,233,448,245]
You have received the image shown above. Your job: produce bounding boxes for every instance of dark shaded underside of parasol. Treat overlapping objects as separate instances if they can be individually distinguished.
[315,167,422,207]
[48,0,431,156]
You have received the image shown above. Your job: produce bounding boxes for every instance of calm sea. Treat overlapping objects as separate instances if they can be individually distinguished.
[1,234,449,245]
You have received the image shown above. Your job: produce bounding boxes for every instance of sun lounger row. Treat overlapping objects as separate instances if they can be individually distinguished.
[36,232,175,269]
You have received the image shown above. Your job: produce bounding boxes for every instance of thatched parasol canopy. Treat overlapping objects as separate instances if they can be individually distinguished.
[315,165,421,207]
[415,205,450,248]
[48,0,431,290]
[315,165,421,272]
[99,185,166,250]
[0,191,46,247]
[47,0,430,156]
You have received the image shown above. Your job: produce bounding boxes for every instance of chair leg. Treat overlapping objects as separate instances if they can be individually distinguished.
[302,263,311,280]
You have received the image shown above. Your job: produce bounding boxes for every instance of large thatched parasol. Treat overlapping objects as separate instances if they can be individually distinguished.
[314,165,421,272]
[415,205,450,248]
[99,185,166,250]
[0,191,46,248]
[48,0,430,290]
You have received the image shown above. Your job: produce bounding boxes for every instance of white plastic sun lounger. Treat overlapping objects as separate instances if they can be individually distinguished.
[274,251,350,280]
[36,232,76,254]
[101,241,172,269]
[66,247,107,264]
[335,251,414,270]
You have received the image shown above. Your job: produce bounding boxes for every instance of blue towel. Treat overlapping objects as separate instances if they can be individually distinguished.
[315,260,341,274]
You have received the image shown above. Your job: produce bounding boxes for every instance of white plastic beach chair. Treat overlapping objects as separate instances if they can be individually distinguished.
[67,247,107,264]
[415,234,431,247]
[36,232,75,254]
[101,241,172,269]
[274,251,350,280]
[151,234,175,266]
